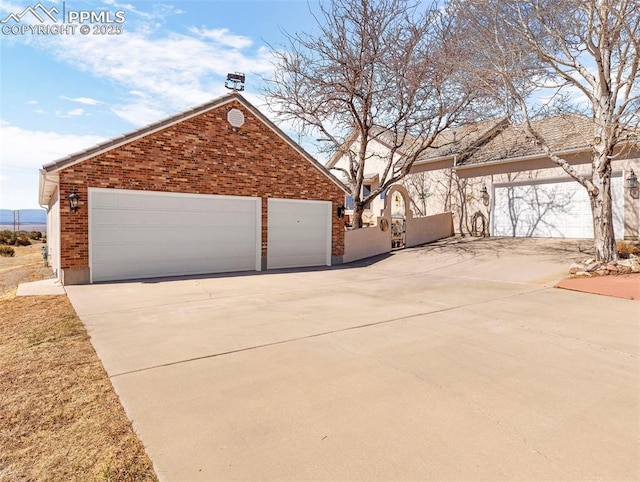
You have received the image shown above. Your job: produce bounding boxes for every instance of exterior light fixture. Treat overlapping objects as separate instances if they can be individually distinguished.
[480,185,490,207]
[225,72,245,91]
[627,169,639,199]
[337,204,346,219]
[68,188,80,213]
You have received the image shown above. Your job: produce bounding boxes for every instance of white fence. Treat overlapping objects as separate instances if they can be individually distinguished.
[406,212,454,248]
[342,212,454,264]
[343,224,392,264]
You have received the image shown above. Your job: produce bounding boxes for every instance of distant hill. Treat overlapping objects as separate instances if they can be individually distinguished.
[0,209,46,225]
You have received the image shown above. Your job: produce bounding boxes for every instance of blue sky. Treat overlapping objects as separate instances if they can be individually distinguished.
[0,0,320,209]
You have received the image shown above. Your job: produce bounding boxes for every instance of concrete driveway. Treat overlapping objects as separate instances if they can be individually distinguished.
[66,237,639,481]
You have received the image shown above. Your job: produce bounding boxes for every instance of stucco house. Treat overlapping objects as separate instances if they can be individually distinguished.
[328,114,640,240]
[39,92,348,285]
[326,119,507,225]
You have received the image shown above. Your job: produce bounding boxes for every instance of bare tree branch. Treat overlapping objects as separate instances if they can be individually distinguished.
[264,0,487,228]
[452,0,640,261]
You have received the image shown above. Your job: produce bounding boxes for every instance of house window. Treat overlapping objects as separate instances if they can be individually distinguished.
[363,184,372,198]
[345,195,354,210]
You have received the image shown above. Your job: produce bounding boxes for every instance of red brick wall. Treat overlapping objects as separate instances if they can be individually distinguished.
[58,99,345,270]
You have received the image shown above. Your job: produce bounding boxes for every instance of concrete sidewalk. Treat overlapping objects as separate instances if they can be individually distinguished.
[66,238,640,481]
[16,277,65,296]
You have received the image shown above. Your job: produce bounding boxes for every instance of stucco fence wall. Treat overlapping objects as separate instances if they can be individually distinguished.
[343,212,454,264]
[406,212,454,248]
[343,224,392,264]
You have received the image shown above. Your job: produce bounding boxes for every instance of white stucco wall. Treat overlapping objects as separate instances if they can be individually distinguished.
[406,212,454,248]
[343,224,392,263]
[329,138,406,223]
[329,132,640,239]
[405,158,640,239]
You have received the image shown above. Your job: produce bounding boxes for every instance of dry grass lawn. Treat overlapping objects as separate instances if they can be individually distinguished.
[0,243,157,481]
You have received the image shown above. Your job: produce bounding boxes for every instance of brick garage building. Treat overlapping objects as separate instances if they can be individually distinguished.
[39,93,347,285]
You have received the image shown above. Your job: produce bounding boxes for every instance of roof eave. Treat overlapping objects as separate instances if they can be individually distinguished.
[40,92,349,195]
[42,93,240,174]
[39,169,59,207]
[454,146,591,171]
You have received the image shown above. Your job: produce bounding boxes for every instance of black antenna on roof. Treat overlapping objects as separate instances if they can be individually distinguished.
[225,72,245,92]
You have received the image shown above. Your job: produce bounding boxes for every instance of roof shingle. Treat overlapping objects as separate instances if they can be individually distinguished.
[457,114,594,166]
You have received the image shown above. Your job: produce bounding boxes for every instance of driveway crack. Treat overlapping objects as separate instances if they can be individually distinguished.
[109,286,546,378]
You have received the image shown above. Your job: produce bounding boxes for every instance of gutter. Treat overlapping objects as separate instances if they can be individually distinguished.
[38,169,59,207]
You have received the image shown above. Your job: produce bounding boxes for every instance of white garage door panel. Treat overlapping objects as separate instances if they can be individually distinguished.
[267,199,332,270]
[492,176,624,239]
[90,189,260,282]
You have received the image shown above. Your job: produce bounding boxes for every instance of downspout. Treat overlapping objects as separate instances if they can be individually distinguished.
[449,155,457,214]
[38,169,59,275]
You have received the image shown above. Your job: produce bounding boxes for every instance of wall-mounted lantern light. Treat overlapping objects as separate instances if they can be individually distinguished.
[627,169,639,199]
[337,204,346,219]
[68,188,80,213]
[626,169,638,189]
[480,185,490,207]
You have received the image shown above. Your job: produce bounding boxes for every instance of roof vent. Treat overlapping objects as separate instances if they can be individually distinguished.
[227,108,245,128]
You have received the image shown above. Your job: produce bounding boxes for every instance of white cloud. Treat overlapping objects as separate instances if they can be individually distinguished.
[36,27,273,125]
[0,122,105,169]
[27,100,38,105]
[111,100,165,126]
[25,26,273,125]
[102,0,150,18]
[0,121,101,206]
[60,95,103,105]
[55,108,85,117]
[101,0,184,20]
[188,27,253,49]
[3,1,275,126]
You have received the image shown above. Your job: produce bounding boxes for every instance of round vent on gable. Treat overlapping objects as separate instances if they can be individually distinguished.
[227,108,245,128]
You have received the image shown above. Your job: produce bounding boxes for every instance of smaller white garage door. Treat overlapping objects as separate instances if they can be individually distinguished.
[267,199,332,270]
[89,189,261,282]
[492,175,624,238]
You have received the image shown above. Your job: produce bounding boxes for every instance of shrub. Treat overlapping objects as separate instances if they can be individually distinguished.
[0,230,15,245]
[15,235,31,246]
[0,246,15,257]
[28,230,42,240]
[616,241,640,256]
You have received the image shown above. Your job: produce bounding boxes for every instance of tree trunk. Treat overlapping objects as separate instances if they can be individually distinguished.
[589,168,617,262]
[351,204,364,229]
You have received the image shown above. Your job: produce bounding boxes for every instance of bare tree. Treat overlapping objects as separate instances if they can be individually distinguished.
[401,172,432,216]
[452,0,640,261]
[264,0,483,228]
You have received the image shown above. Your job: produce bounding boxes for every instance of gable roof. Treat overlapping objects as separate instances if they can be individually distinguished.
[325,117,508,170]
[455,114,595,167]
[413,117,508,166]
[40,92,347,204]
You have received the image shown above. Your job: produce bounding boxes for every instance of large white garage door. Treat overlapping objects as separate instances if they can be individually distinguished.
[89,188,261,282]
[267,199,332,270]
[492,175,624,238]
